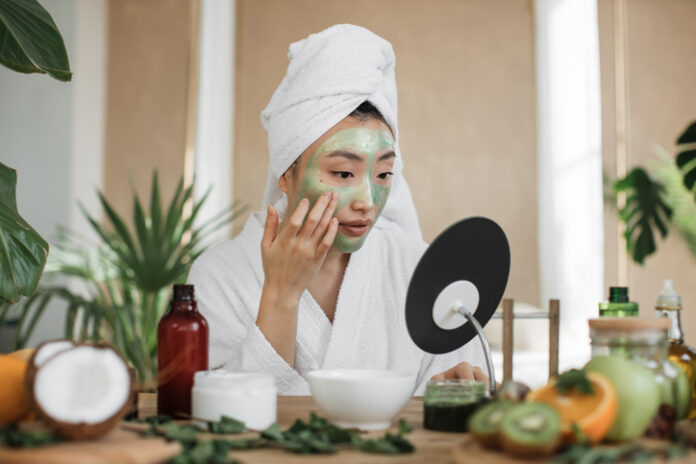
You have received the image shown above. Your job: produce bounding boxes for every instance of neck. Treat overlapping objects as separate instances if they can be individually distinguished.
[656,308,684,343]
[322,246,351,273]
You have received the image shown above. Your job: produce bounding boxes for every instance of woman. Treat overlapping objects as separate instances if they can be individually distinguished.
[188,24,487,395]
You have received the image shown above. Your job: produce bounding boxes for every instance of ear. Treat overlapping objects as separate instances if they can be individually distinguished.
[278,173,289,195]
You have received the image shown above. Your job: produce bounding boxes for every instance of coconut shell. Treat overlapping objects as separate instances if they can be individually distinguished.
[28,343,135,440]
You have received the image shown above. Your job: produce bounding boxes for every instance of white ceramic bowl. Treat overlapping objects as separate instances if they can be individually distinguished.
[307,369,417,430]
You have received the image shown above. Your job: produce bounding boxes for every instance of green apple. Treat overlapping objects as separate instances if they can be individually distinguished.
[669,359,691,419]
[584,355,660,441]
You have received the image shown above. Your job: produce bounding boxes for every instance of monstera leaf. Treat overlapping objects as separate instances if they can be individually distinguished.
[614,167,672,264]
[676,121,696,196]
[0,0,71,81]
[0,162,49,303]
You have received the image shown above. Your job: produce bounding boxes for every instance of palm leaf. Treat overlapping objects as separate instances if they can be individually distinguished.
[614,167,672,264]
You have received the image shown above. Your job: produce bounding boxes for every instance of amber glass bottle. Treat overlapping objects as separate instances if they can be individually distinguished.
[157,284,208,418]
[655,280,696,419]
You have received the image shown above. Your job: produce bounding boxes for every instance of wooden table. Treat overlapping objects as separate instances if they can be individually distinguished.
[2,393,694,463]
[137,393,469,463]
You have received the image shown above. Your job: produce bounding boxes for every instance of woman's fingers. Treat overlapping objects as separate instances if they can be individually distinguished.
[316,217,339,258]
[282,198,310,237]
[262,205,279,250]
[310,192,339,243]
[298,192,332,239]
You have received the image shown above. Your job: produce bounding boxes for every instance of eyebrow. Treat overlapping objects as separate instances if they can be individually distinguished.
[325,150,396,162]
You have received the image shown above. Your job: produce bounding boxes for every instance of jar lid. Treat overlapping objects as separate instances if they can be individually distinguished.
[193,370,275,390]
[425,379,487,397]
[588,317,670,331]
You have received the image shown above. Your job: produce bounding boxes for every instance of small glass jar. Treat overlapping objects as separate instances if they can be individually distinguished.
[423,379,489,432]
[589,318,680,410]
[191,371,276,430]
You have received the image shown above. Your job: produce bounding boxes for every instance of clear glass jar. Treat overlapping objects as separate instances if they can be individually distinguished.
[589,318,680,411]
[423,379,489,432]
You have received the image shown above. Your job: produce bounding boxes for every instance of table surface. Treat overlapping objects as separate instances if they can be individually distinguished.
[1,394,693,464]
[138,393,466,463]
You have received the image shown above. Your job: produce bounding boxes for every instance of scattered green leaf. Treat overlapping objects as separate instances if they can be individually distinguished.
[207,416,245,434]
[555,369,594,395]
[0,424,60,448]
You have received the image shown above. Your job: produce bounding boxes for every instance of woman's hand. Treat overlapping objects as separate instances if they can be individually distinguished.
[256,191,339,366]
[261,191,339,299]
[431,362,489,382]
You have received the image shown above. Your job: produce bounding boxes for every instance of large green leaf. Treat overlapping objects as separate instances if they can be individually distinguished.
[0,0,71,81]
[614,168,672,264]
[614,167,672,264]
[0,162,49,303]
[675,121,696,196]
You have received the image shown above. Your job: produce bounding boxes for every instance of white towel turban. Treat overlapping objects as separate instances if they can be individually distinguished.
[261,24,422,240]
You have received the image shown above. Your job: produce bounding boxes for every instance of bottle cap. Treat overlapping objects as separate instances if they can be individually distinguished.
[608,286,629,303]
[173,284,195,301]
[655,279,681,309]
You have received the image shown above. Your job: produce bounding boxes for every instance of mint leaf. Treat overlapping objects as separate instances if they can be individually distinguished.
[555,369,594,395]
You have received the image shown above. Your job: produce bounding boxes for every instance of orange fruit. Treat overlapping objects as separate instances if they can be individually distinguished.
[8,348,35,363]
[526,371,617,443]
[0,354,31,424]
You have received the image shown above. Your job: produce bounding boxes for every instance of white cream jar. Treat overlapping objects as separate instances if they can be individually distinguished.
[191,371,276,430]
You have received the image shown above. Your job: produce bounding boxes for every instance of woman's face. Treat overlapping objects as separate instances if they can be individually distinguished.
[280,116,396,253]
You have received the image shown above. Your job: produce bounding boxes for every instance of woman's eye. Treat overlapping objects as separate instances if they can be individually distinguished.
[377,171,394,180]
[332,171,353,179]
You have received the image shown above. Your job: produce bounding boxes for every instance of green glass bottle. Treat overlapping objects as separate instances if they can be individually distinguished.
[599,287,639,317]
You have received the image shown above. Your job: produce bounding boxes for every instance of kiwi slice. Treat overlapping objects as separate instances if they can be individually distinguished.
[468,401,514,448]
[499,403,561,457]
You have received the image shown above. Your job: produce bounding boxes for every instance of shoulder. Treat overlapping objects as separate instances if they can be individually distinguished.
[368,223,428,271]
[188,212,265,284]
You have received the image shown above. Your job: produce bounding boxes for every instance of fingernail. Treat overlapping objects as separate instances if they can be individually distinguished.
[323,191,330,199]
[332,192,338,200]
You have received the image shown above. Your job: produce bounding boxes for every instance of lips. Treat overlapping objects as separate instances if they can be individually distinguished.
[339,220,372,237]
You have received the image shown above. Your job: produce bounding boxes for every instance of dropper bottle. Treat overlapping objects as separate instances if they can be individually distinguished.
[655,279,696,419]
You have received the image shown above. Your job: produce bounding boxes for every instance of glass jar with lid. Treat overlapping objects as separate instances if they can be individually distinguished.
[589,317,681,416]
[423,379,490,432]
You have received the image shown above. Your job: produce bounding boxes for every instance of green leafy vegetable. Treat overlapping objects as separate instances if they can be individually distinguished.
[549,441,688,463]
[555,369,594,395]
[0,424,60,448]
[138,412,415,462]
[207,416,245,434]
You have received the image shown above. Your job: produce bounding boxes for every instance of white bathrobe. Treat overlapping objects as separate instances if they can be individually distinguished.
[188,211,486,395]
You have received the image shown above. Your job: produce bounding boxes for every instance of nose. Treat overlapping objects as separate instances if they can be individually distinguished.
[351,178,374,211]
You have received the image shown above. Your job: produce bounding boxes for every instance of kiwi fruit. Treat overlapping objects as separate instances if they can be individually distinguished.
[468,401,514,448]
[499,403,561,457]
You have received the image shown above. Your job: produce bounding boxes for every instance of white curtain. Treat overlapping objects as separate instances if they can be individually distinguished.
[535,0,604,368]
[194,0,235,241]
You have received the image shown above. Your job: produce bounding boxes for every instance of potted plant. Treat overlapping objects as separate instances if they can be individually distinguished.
[0,173,246,389]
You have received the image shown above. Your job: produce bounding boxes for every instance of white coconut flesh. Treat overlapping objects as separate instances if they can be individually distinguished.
[33,340,75,367]
[34,346,130,424]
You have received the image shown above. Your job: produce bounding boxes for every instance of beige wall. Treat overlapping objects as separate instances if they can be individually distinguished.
[234,0,539,306]
[599,0,696,341]
[104,0,196,217]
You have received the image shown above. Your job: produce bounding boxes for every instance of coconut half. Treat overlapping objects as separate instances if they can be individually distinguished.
[29,344,134,440]
[25,339,76,403]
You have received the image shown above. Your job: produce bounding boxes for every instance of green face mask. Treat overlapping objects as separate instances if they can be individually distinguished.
[296,127,395,253]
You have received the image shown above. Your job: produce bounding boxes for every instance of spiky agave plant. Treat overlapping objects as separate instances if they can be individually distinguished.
[0,172,247,390]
